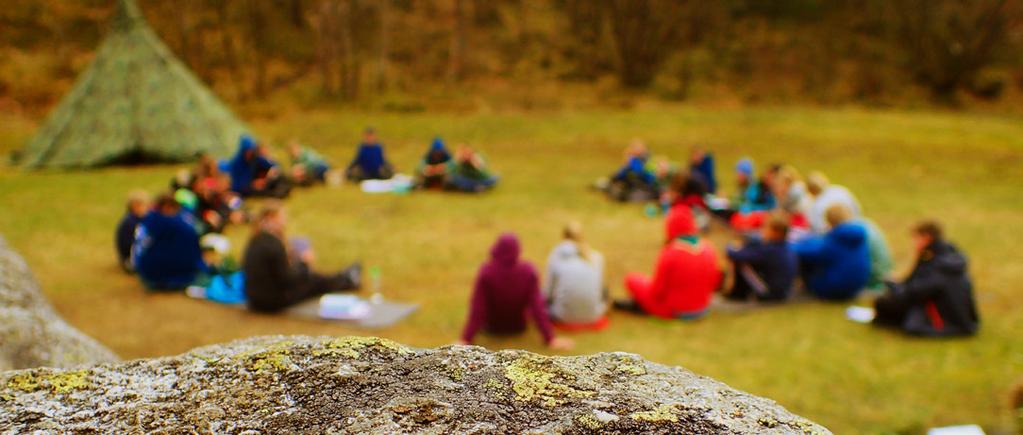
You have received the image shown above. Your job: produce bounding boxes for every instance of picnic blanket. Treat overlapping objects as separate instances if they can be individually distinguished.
[188,290,418,329]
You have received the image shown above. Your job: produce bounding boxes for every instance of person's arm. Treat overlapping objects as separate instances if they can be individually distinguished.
[460,270,488,343]
[643,249,676,317]
[524,266,556,344]
[541,251,557,303]
[898,267,946,305]
[348,145,365,169]
[726,244,761,264]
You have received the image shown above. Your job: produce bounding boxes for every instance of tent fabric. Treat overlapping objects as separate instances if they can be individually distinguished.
[20,0,248,168]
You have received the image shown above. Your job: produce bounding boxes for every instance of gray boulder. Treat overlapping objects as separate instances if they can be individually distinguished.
[0,335,829,433]
[0,236,119,371]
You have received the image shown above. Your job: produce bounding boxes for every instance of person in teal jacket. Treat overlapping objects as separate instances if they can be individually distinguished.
[794,203,871,300]
[859,218,894,291]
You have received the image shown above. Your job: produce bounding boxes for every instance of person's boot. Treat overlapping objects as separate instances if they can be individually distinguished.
[612,299,645,314]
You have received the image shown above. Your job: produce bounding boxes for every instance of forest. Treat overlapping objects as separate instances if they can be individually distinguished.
[2,0,1022,114]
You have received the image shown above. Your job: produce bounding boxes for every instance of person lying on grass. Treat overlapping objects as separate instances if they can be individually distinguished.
[227,135,292,199]
[446,144,499,193]
[458,233,574,350]
[614,205,721,320]
[243,201,362,313]
[414,137,452,189]
[132,193,204,291]
[794,203,871,301]
[873,220,979,337]
[288,140,331,186]
[543,222,608,327]
[724,212,799,303]
[115,190,151,273]
[345,127,395,182]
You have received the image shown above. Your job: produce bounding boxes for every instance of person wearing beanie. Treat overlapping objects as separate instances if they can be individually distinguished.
[614,206,722,319]
[414,137,453,189]
[458,233,573,350]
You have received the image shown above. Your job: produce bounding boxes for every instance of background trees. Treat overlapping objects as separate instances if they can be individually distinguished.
[1,0,1022,111]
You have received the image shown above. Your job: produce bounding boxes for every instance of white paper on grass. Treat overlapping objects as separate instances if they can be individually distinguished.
[927,424,986,435]
[318,294,371,320]
[845,306,876,323]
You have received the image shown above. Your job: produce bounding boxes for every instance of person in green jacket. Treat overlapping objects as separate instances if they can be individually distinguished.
[858,218,894,291]
[446,144,498,193]
[288,140,331,186]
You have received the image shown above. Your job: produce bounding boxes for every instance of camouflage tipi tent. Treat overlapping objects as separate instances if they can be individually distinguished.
[20,0,248,168]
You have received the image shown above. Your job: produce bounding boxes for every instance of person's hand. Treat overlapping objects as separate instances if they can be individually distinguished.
[300,250,316,265]
[253,178,267,189]
[547,336,574,351]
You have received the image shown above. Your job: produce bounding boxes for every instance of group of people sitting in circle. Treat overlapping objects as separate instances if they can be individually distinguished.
[115,134,979,351]
[460,144,979,350]
[114,127,502,307]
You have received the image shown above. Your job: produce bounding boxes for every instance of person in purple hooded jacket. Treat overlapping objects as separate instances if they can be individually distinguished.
[457,233,574,350]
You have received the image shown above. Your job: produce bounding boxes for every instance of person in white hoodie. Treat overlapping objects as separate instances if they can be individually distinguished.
[543,222,607,325]
[806,171,862,234]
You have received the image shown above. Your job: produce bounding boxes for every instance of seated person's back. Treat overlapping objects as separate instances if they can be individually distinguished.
[725,213,798,302]
[544,222,606,324]
[133,194,202,290]
[460,233,571,350]
[794,204,870,300]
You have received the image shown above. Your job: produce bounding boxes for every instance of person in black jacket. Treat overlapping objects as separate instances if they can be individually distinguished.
[243,201,361,313]
[873,220,979,337]
[115,190,151,272]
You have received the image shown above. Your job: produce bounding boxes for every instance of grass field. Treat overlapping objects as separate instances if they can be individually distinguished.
[1,104,1021,433]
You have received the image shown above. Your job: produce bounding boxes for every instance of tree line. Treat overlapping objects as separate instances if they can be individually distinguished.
[1,0,1021,110]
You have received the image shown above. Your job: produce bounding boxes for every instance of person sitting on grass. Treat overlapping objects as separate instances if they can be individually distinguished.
[873,220,979,337]
[724,213,799,302]
[243,201,362,313]
[806,171,861,234]
[415,137,452,189]
[689,147,717,195]
[345,127,395,182]
[859,218,895,291]
[737,161,778,213]
[227,135,291,198]
[614,206,721,320]
[794,204,871,300]
[458,233,574,350]
[288,140,331,186]
[447,144,499,193]
[606,139,658,202]
[115,190,151,272]
[132,193,204,291]
[543,222,608,327]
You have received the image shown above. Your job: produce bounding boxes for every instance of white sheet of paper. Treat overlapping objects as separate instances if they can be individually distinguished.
[845,306,876,323]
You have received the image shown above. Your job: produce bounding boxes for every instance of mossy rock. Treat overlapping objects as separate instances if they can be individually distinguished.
[0,335,830,433]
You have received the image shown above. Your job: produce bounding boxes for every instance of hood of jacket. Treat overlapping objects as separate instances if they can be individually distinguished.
[665,205,698,240]
[551,240,582,260]
[828,222,867,247]
[490,233,521,267]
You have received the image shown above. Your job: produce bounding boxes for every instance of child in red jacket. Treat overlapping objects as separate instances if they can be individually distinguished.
[615,206,722,319]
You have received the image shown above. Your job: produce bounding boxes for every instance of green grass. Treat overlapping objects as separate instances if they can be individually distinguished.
[1,104,1022,433]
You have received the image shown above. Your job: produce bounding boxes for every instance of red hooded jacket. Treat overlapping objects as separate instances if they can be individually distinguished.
[630,206,721,318]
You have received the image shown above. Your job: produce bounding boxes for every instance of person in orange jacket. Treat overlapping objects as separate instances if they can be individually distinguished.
[614,206,722,320]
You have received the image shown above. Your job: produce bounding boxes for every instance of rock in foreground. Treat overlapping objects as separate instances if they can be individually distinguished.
[0,236,118,371]
[0,335,829,434]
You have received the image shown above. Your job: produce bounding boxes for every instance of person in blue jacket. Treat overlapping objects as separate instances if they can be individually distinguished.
[226,135,291,198]
[345,127,395,182]
[735,160,777,213]
[793,203,871,300]
[725,213,799,302]
[132,193,205,291]
[689,147,717,195]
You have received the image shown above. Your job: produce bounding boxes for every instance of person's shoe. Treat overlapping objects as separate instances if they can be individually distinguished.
[612,299,644,314]
[344,262,362,290]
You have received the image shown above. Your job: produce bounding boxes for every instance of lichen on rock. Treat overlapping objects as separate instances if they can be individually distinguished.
[0,335,832,433]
